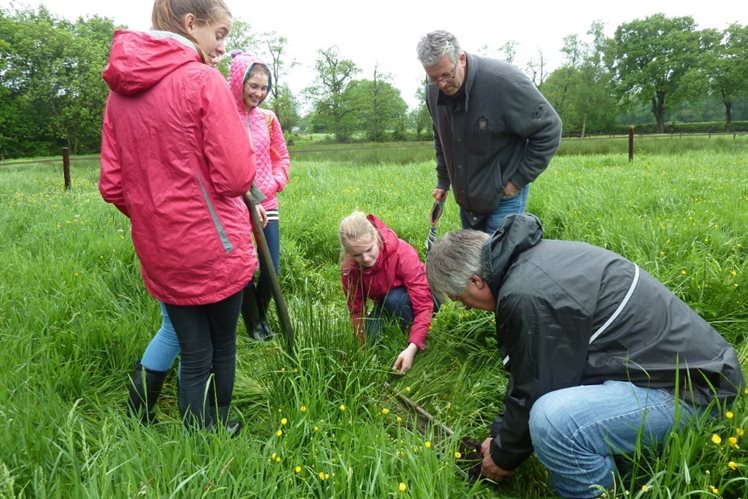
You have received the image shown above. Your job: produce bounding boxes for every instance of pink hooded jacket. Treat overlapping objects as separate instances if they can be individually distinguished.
[341,215,434,350]
[229,52,290,210]
[99,30,257,305]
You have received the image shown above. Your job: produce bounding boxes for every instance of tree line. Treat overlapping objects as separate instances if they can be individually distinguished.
[1,5,747,158]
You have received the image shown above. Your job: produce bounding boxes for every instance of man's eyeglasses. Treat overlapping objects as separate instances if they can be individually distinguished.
[427,63,458,85]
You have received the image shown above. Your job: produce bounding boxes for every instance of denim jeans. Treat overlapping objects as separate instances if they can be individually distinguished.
[252,219,280,319]
[460,184,529,234]
[141,302,180,372]
[528,380,700,498]
[364,287,441,343]
[164,290,243,428]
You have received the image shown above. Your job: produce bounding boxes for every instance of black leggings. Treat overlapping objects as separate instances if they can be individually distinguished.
[164,290,243,428]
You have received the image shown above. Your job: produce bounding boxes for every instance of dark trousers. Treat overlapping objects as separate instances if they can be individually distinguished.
[244,219,280,327]
[364,287,441,342]
[164,289,243,428]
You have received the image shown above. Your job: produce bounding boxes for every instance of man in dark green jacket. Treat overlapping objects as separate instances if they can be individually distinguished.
[416,30,561,234]
[425,214,745,498]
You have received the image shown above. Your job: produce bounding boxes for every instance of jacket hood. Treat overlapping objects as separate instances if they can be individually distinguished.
[229,50,272,114]
[102,30,201,95]
[482,213,543,295]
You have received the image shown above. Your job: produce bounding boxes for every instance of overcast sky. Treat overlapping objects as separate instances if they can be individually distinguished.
[5,0,747,110]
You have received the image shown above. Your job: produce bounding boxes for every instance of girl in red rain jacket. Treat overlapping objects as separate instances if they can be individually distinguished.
[99,0,255,432]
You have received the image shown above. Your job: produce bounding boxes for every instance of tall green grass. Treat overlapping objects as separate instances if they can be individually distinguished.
[0,148,746,498]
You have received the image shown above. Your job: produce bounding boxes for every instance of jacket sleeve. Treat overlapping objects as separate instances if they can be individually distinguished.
[99,97,129,217]
[268,112,291,194]
[397,242,433,350]
[489,288,590,471]
[503,77,562,189]
[426,98,450,191]
[201,71,255,197]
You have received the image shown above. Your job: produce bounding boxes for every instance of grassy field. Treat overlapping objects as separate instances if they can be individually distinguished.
[1,140,747,497]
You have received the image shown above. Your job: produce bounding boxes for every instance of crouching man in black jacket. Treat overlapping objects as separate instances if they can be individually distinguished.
[425,213,745,498]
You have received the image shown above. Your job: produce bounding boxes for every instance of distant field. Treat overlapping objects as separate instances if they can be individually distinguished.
[0,147,746,497]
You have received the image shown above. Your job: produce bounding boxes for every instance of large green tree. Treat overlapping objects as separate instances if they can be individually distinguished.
[698,23,748,127]
[305,47,359,142]
[606,13,703,133]
[543,21,617,136]
[345,65,407,142]
[0,6,113,157]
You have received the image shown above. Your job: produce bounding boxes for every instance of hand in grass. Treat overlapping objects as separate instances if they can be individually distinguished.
[392,343,419,374]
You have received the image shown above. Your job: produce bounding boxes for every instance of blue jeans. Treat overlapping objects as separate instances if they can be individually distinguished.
[164,291,243,428]
[364,287,441,342]
[528,380,700,498]
[141,302,180,372]
[460,184,529,234]
[254,219,280,318]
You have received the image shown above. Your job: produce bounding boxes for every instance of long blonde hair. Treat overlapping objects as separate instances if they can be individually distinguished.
[339,211,380,262]
[151,0,232,64]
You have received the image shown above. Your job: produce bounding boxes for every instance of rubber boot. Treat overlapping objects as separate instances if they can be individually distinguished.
[241,286,261,340]
[253,320,276,341]
[127,360,168,424]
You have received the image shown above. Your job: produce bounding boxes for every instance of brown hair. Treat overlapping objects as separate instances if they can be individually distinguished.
[151,0,232,63]
[339,211,380,262]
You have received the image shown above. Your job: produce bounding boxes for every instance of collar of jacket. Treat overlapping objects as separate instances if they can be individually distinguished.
[148,30,197,52]
[436,52,476,111]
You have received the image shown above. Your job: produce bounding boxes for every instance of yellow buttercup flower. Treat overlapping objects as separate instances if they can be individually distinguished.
[339,404,346,412]
[454,451,462,459]
[281,417,288,425]
[381,408,390,415]
[399,482,407,492]
[641,484,649,492]
[300,405,307,412]
[728,461,738,470]
[709,485,718,494]
[711,434,722,445]
[295,465,302,474]
[725,410,734,419]
[276,430,283,437]
[736,428,745,437]
[424,441,432,449]
[729,436,739,448]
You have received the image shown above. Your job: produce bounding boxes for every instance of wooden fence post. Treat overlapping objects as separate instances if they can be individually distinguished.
[62,147,71,190]
[628,126,634,162]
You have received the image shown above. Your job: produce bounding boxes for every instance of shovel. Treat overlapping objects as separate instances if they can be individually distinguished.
[243,194,295,354]
[425,200,445,254]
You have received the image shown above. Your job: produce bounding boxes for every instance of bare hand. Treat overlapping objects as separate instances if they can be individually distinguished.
[502,181,519,197]
[392,343,418,374]
[255,204,268,228]
[480,437,513,482]
[432,188,447,202]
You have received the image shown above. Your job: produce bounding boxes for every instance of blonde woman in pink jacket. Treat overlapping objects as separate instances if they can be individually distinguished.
[229,51,291,341]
